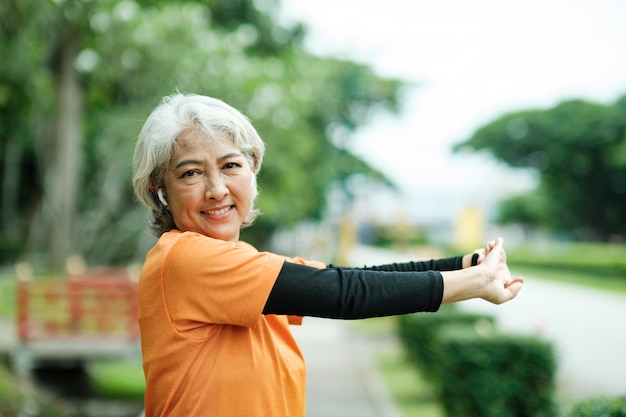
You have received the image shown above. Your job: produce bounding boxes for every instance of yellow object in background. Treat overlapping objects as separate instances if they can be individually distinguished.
[454,205,485,252]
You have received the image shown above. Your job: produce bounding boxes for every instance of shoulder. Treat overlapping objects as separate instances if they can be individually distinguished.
[160,231,284,274]
[153,230,325,271]
[157,230,254,256]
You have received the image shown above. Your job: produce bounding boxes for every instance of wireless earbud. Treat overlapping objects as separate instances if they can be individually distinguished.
[157,188,168,206]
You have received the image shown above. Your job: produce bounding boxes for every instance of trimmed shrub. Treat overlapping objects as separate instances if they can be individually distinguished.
[439,333,556,417]
[568,395,626,417]
[397,307,496,382]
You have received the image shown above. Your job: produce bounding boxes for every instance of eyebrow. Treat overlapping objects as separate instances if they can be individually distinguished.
[174,152,244,170]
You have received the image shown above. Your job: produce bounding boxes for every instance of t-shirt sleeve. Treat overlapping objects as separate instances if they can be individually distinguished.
[161,233,286,331]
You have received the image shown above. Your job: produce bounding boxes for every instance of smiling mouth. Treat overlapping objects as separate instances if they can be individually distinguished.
[202,206,232,216]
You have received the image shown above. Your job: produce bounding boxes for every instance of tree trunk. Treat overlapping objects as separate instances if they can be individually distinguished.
[35,29,84,269]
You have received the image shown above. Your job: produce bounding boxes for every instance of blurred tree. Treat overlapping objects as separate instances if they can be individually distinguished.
[0,0,403,267]
[455,96,626,241]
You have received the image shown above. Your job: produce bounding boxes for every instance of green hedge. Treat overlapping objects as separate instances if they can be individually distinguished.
[439,333,556,417]
[397,309,557,417]
[568,395,626,417]
[397,307,496,382]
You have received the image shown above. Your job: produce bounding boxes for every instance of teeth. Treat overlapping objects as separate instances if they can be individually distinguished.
[204,207,230,215]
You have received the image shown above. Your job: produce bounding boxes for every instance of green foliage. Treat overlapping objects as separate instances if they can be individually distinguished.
[0,276,15,318]
[497,190,547,225]
[364,223,430,249]
[568,396,626,417]
[455,97,626,240]
[88,360,145,399]
[439,334,556,417]
[397,309,556,417]
[397,306,496,383]
[0,0,404,266]
[0,237,24,264]
[0,363,22,412]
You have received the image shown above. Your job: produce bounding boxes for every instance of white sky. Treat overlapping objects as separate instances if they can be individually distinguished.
[278,0,626,224]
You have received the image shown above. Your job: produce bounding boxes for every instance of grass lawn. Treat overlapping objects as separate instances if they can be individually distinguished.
[375,349,443,417]
[87,360,145,399]
[510,264,626,295]
[506,241,626,294]
[0,364,21,411]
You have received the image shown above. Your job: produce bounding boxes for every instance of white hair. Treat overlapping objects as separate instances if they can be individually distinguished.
[132,93,265,235]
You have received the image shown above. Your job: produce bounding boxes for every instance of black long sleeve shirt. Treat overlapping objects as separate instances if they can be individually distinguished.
[263,256,463,319]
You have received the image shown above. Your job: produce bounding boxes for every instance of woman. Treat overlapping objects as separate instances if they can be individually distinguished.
[132,92,523,417]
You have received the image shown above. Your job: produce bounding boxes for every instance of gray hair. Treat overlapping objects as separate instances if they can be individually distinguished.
[132,93,265,236]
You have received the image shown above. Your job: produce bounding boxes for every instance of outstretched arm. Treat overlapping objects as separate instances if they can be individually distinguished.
[263,263,444,319]
[263,237,523,318]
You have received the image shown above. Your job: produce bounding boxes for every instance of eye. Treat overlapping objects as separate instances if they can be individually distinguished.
[182,170,200,178]
[223,162,241,170]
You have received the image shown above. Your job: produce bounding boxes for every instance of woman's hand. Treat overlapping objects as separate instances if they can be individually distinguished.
[470,239,496,266]
[443,237,523,304]
[478,237,524,304]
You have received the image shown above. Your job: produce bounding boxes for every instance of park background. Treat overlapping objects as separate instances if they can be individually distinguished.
[1,0,626,416]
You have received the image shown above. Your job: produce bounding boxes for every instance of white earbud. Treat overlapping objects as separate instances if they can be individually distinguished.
[157,188,168,206]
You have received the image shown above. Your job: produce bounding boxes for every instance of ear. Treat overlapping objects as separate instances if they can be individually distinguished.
[149,177,168,208]
[148,176,160,194]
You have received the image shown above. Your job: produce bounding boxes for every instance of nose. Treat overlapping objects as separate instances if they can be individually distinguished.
[204,173,229,201]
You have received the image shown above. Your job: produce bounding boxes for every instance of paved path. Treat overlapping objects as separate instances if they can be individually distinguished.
[291,318,401,417]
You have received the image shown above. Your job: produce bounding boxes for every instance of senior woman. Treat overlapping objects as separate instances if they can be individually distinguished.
[132,92,523,417]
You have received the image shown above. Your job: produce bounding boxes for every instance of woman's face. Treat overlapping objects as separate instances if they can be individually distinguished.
[161,129,255,242]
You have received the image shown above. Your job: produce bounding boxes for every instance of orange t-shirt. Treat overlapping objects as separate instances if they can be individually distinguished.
[138,230,325,417]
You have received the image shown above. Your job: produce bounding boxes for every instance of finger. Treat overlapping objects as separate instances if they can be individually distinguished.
[504,276,524,287]
[485,238,504,260]
[505,278,524,299]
